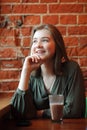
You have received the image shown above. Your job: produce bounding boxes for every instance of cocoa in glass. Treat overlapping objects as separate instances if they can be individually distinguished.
[49,95,64,123]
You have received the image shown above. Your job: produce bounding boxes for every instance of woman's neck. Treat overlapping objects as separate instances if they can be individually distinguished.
[41,60,55,78]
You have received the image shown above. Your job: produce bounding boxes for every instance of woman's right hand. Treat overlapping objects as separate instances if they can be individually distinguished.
[23,54,43,73]
[18,54,43,91]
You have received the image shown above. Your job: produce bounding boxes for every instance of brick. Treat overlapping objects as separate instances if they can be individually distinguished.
[78,0,87,2]
[79,37,87,45]
[0,37,15,47]
[68,26,87,35]
[14,38,21,46]
[24,15,40,25]
[12,5,47,14]
[60,0,77,2]
[23,0,38,2]
[60,15,76,24]
[0,81,19,91]
[85,5,87,13]
[70,58,79,63]
[1,59,22,69]
[80,58,87,67]
[0,28,14,37]
[64,37,78,46]
[66,47,78,57]
[0,48,17,58]
[9,15,22,22]
[57,26,66,35]
[21,27,32,36]
[21,48,30,57]
[1,0,20,2]
[1,5,11,14]
[0,37,21,47]
[0,91,14,97]
[42,15,59,24]
[23,38,31,47]
[49,4,83,13]
[83,70,87,78]
[41,0,57,2]
[8,15,23,27]
[78,45,87,56]
[78,15,87,24]
[0,16,5,21]
[0,70,20,80]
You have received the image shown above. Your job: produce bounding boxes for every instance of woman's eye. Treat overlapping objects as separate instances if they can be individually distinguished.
[42,39,49,42]
[32,40,37,44]
[32,38,49,44]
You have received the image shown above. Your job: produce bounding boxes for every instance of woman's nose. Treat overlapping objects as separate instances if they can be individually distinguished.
[36,40,42,47]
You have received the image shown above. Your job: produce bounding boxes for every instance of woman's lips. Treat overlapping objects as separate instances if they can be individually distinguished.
[35,50,45,55]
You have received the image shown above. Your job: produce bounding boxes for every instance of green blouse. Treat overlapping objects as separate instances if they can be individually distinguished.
[11,61,85,119]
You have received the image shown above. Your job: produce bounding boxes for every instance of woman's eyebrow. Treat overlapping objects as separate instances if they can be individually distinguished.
[42,37,50,39]
[33,37,50,40]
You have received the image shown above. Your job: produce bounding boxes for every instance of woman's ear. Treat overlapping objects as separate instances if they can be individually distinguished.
[61,57,66,63]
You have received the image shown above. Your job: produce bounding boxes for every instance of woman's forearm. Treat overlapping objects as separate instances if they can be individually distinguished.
[18,57,31,92]
[18,66,31,91]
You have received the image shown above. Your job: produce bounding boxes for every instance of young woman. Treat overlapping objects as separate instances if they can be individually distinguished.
[11,24,85,119]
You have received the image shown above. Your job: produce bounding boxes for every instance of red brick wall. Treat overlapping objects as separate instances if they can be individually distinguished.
[0,0,87,93]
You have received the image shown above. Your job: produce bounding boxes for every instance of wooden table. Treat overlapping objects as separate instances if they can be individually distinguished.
[0,92,87,130]
[0,93,13,118]
[0,118,87,130]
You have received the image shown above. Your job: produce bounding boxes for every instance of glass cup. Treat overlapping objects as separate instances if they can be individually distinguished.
[49,94,64,123]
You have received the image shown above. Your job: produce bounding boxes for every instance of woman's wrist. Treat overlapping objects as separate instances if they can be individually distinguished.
[36,110,44,118]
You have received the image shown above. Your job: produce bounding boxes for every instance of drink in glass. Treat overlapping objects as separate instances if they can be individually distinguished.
[49,95,64,123]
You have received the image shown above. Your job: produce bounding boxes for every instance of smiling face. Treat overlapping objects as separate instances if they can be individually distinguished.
[31,29,56,62]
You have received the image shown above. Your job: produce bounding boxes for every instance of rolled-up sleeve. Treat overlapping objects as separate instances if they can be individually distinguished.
[11,88,37,119]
